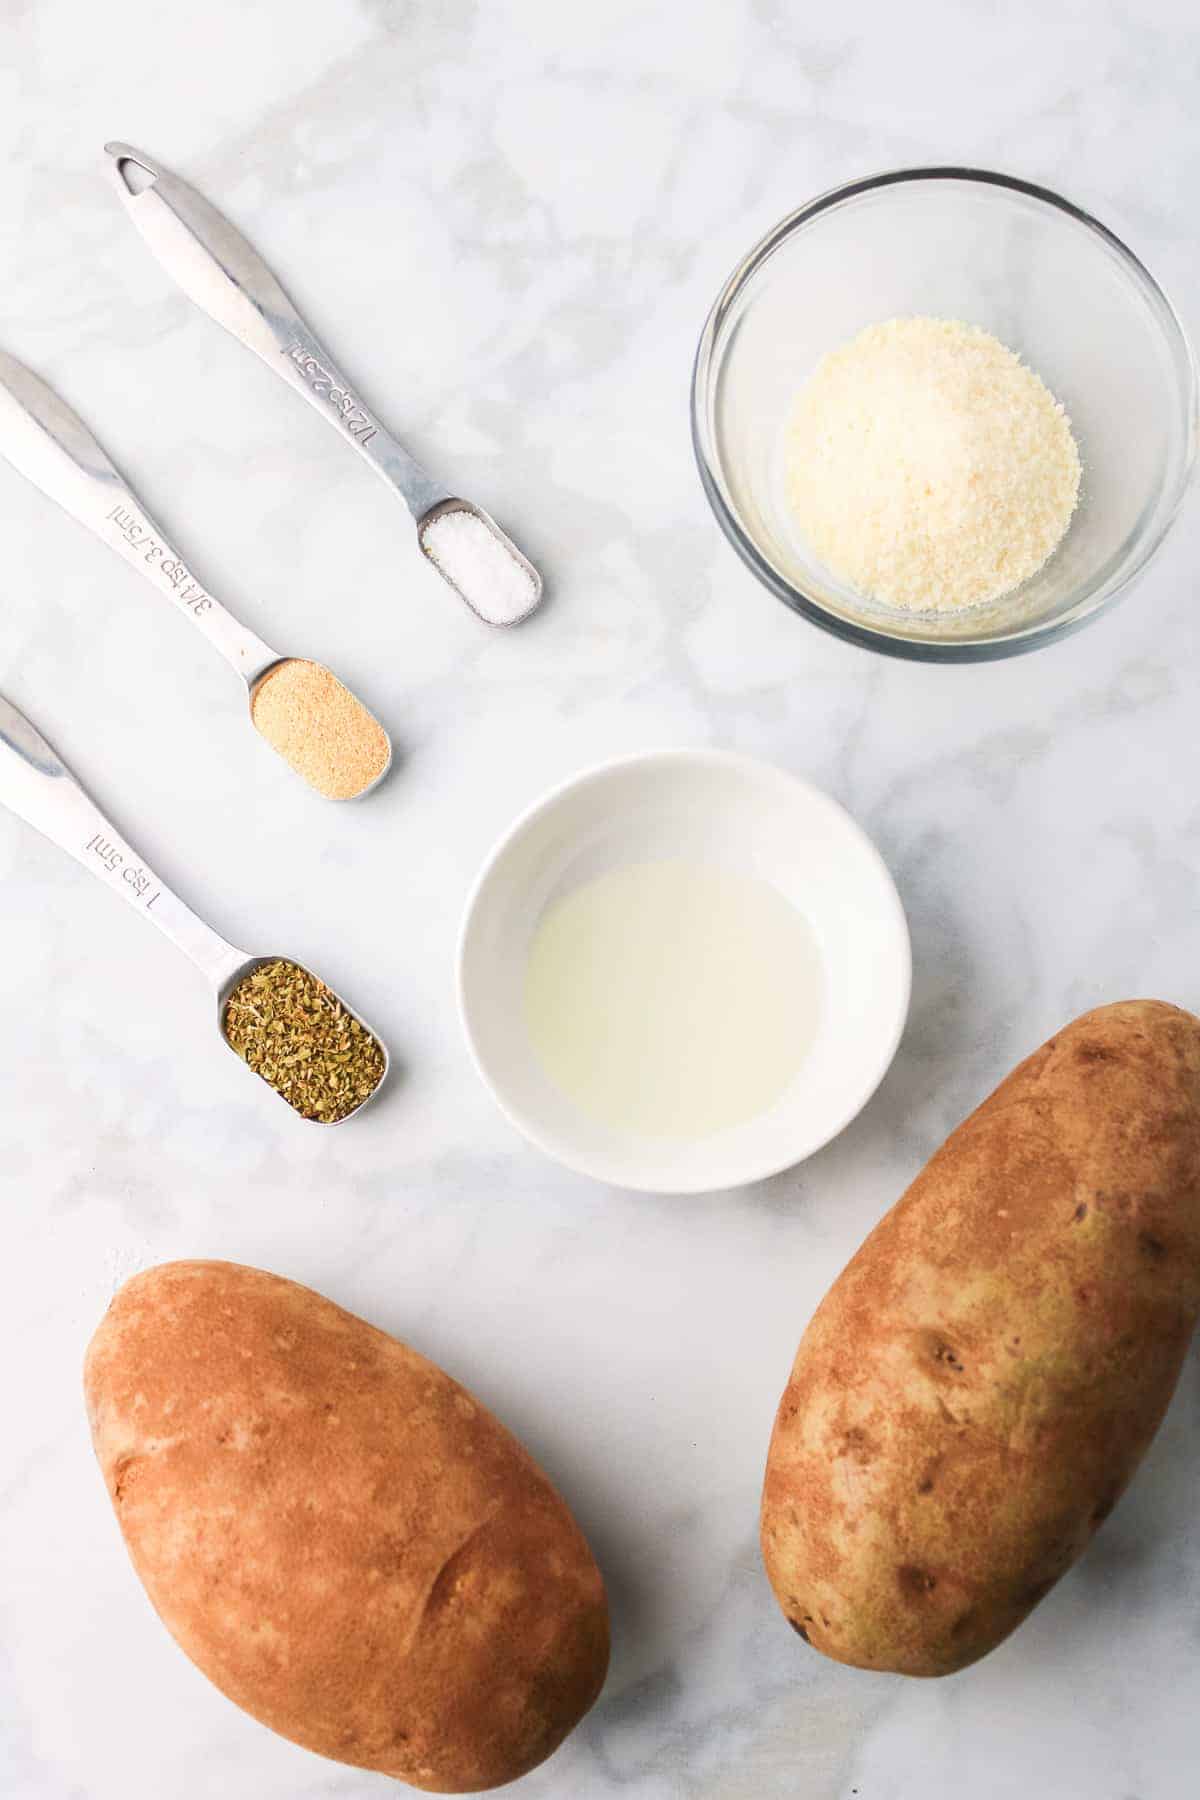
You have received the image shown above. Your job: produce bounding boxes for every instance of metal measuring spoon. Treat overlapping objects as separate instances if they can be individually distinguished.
[103,142,543,627]
[0,350,391,801]
[0,694,389,1122]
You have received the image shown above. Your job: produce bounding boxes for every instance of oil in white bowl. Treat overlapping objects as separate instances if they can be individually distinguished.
[523,859,823,1140]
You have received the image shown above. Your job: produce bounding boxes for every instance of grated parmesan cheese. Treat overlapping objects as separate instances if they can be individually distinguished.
[785,316,1081,613]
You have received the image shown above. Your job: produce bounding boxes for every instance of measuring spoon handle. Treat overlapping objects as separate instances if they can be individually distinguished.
[0,695,246,989]
[105,142,452,522]
[0,350,277,683]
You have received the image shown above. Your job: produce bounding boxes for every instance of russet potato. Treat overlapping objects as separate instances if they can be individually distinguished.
[762,1000,1200,1676]
[85,1260,609,1791]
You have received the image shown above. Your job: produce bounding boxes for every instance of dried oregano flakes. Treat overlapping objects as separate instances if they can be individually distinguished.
[223,959,386,1122]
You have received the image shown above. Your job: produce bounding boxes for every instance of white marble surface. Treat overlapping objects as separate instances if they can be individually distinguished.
[2,1,1199,1796]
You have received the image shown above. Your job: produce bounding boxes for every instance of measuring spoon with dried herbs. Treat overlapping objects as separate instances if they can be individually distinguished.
[0,695,388,1122]
[0,351,391,801]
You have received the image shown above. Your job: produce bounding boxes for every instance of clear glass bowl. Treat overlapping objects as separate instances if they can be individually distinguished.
[692,169,1197,662]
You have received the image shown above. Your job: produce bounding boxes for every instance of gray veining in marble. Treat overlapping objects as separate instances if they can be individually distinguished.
[1,1,1198,1796]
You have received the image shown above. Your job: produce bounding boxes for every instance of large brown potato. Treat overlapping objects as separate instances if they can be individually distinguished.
[85,1261,609,1791]
[762,1000,1200,1676]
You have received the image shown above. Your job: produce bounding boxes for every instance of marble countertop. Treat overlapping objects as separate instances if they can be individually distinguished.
[3,2,1198,1796]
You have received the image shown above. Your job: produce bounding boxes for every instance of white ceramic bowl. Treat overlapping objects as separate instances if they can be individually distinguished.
[457,750,911,1194]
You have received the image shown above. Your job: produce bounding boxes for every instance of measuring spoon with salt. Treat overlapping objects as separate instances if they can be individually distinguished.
[0,694,389,1122]
[0,351,390,800]
[103,142,543,627]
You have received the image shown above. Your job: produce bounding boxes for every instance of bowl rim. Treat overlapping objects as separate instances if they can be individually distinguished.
[456,747,913,1194]
[691,164,1199,664]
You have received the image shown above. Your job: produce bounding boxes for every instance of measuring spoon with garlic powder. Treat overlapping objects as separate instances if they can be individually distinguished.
[0,350,391,801]
[104,142,543,627]
[0,695,389,1122]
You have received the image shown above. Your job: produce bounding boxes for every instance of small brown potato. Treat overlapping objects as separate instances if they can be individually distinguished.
[84,1261,609,1792]
[761,1000,1200,1677]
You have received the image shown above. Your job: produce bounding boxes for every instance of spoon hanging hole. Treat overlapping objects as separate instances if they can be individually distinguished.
[105,144,158,197]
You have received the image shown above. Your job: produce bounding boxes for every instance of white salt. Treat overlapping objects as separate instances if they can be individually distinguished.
[420,507,540,625]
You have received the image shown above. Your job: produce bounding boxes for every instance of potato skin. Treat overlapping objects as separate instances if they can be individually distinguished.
[762,1000,1200,1677]
[84,1261,609,1792]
